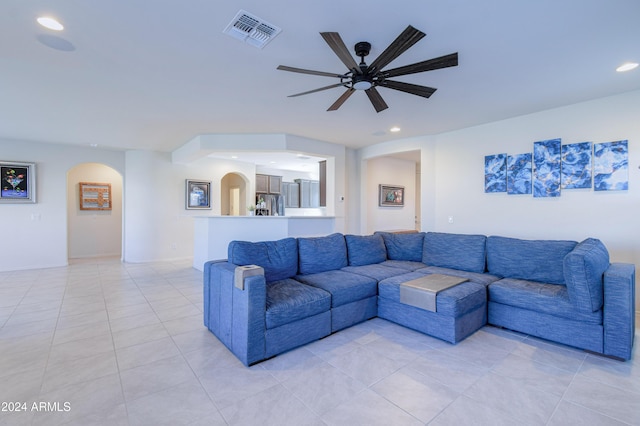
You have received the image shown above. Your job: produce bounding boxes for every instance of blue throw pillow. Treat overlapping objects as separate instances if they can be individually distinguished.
[376,232,424,262]
[298,233,347,275]
[563,238,609,312]
[228,237,298,282]
[423,232,487,273]
[487,236,577,285]
[345,234,387,266]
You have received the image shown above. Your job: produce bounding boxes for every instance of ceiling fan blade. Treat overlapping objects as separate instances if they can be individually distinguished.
[377,80,437,98]
[277,65,346,79]
[365,87,389,112]
[368,25,426,74]
[327,88,355,111]
[320,32,362,74]
[382,52,458,78]
[288,82,347,97]
[378,80,438,98]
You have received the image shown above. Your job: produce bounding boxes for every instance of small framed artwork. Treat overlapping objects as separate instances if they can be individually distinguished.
[79,182,112,210]
[1,161,36,203]
[186,180,211,209]
[379,184,404,207]
[484,153,507,193]
[594,140,628,191]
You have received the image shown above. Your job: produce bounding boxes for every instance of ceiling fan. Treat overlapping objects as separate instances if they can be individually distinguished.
[277,25,458,113]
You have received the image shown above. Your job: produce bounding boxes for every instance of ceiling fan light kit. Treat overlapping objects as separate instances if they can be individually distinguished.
[277,25,458,112]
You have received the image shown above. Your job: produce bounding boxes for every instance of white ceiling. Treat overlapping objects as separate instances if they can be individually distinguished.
[1,0,639,154]
[208,151,327,173]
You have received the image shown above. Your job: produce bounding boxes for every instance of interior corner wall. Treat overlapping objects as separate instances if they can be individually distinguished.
[123,150,256,263]
[344,148,360,234]
[67,163,123,258]
[0,139,125,272]
[365,157,417,234]
[357,136,434,234]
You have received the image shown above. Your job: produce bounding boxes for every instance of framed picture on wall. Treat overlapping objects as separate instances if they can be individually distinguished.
[186,180,211,209]
[379,184,404,207]
[0,161,36,203]
[79,182,112,210]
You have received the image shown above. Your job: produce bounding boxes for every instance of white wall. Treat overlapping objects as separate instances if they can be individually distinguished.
[0,139,124,271]
[123,151,256,263]
[67,163,122,258]
[428,90,640,269]
[365,157,417,234]
[357,138,431,234]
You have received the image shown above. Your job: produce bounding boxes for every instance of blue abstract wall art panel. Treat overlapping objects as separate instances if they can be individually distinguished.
[485,153,507,193]
[594,140,629,191]
[561,142,592,189]
[507,153,532,195]
[533,138,562,197]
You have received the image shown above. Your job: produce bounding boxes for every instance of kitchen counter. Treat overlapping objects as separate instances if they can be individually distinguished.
[192,216,336,270]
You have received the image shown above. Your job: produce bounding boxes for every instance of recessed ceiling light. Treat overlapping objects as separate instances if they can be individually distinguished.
[616,62,638,72]
[231,155,238,159]
[37,16,64,31]
[270,161,276,164]
[390,126,401,133]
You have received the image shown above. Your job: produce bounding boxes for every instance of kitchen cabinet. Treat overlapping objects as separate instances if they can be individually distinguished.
[295,179,320,208]
[268,175,282,194]
[283,182,300,208]
[256,174,282,194]
[256,174,269,193]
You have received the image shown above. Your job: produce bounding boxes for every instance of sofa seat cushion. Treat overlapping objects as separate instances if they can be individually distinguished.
[266,279,331,329]
[563,238,609,312]
[376,232,425,262]
[342,264,407,281]
[228,237,298,282]
[295,270,378,308]
[488,278,602,324]
[487,236,577,285]
[378,272,486,318]
[417,266,500,287]
[423,232,487,273]
[380,260,426,271]
[298,233,347,275]
[345,234,387,266]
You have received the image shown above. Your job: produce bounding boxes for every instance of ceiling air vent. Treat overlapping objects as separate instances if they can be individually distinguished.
[223,10,282,49]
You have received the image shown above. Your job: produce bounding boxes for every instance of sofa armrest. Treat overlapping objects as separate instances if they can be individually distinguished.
[603,263,636,360]
[203,260,267,366]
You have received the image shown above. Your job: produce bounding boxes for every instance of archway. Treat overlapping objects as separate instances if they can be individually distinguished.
[67,163,123,260]
[220,172,248,215]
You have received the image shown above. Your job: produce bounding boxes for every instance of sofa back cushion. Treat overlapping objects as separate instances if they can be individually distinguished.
[487,236,577,285]
[376,232,424,262]
[423,232,487,273]
[228,237,298,282]
[345,234,387,266]
[298,233,348,275]
[563,238,609,312]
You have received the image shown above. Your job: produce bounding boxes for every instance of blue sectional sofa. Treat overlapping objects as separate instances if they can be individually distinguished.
[203,232,636,365]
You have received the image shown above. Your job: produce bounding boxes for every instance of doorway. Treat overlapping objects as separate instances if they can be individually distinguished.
[67,163,123,260]
[230,187,240,216]
[220,172,248,215]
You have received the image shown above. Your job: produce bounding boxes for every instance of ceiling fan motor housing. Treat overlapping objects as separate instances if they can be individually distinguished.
[355,41,371,59]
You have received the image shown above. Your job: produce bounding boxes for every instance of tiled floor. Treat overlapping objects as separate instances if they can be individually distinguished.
[0,258,638,426]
